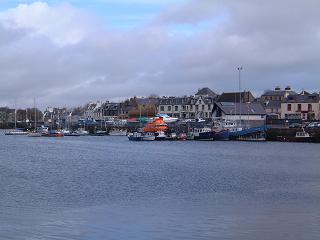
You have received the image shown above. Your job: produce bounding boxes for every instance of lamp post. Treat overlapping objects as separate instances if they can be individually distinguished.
[237,66,243,128]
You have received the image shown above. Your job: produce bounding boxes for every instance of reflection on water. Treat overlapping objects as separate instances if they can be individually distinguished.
[0,133,319,239]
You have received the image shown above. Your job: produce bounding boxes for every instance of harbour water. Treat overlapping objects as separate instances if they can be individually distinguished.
[0,132,319,239]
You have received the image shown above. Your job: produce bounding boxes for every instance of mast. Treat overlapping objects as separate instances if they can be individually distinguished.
[14,99,17,129]
[34,98,37,130]
[139,105,142,129]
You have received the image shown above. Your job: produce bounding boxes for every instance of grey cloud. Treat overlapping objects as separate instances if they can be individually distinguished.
[0,0,320,109]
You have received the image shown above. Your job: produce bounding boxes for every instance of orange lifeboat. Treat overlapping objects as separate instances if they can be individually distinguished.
[143,117,168,133]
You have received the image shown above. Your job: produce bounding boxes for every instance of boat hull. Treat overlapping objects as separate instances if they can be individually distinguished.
[214,130,229,141]
[194,131,215,141]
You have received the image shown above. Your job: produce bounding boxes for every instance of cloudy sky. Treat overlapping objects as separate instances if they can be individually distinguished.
[0,0,319,108]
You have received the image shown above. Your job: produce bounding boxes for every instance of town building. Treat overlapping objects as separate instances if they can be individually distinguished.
[158,87,218,120]
[260,86,296,118]
[212,102,267,127]
[280,91,320,120]
[216,91,255,103]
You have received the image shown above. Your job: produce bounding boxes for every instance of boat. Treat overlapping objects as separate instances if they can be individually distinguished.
[154,114,178,123]
[5,129,29,135]
[75,129,89,136]
[214,129,230,141]
[27,132,42,137]
[90,130,107,136]
[142,132,156,141]
[64,132,81,137]
[27,126,48,137]
[186,132,194,140]
[177,133,187,141]
[128,132,144,141]
[108,129,127,136]
[155,131,166,141]
[43,130,64,137]
[166,132,177,140]
[193,127,215,141]
[143,117,168,133]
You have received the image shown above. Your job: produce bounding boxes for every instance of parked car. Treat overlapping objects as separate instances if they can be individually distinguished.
[196,118,206,123]
[307,122,320,128]
[289,123,302,128]
[184,119,196,123]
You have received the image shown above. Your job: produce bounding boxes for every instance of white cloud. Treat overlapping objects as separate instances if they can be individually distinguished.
[0,1,97,46]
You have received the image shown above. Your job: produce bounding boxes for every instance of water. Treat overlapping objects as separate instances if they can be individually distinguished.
[0,132,319,240]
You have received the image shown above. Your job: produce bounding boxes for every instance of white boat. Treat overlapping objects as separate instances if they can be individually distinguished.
[108,129,127,136]
[61,129,71,135]
[155,114,178,123]
[5,129,29,135]
[155,131,166,141]
[27,132,42,137]
[75,129,89,136]
[142,132,155,141]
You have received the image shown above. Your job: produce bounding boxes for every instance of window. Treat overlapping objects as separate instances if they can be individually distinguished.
[160,106,164,111]
[298,104,301,112]
[308,104,312,111]
[190,105,193,111]
[175,106,178,111]
[287,104,291,111]
[199,100,202,104]
[168,106,171,111]
[202,105,205,111]
[208,105,211,110]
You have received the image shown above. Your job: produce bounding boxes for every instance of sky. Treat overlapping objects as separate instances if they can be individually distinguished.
[0,0,319,108]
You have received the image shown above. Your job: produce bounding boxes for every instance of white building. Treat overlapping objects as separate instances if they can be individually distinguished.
[212,102,267,127]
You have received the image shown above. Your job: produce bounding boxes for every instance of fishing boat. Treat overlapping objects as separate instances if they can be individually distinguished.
[193,127,215,141]
[177,133,187,141]
[214,129,230,141]
[142,132,156,141]
[155,131,166,141]
[128,132,143,141]
[166,132,177,140]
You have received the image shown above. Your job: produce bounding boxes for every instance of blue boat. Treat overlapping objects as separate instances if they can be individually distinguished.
[214,129,230,141]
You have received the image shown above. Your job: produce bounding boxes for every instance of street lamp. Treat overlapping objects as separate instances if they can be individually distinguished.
[237,66,243,128]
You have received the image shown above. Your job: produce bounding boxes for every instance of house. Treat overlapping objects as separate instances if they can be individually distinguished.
[158,87,218,120]
[260,86,296,118]
[217,91,255,103]
[212,102,267,127]
[280,91,320,120]
[158,96,196,119]
[103,102,120,118]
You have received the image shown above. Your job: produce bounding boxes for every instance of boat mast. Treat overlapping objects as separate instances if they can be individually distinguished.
[34,98,37,130]
[14,99,17,129]
[139,105,142,129]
